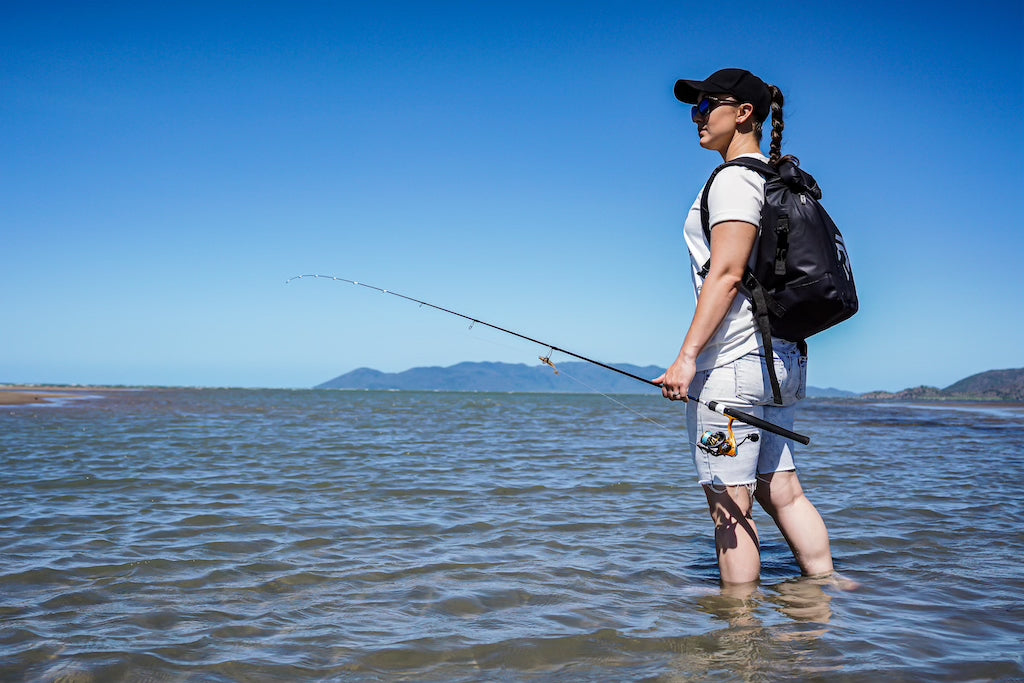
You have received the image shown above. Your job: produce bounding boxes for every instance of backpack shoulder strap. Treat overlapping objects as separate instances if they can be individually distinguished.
[698,157,778,242]
[698,157,787,405]
[723,155,777,178]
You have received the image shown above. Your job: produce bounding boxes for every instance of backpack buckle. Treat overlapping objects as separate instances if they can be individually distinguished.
[774,216,790,276]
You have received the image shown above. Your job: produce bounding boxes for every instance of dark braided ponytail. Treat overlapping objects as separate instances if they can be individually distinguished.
[751,84,790,166]
[767,84,785,166]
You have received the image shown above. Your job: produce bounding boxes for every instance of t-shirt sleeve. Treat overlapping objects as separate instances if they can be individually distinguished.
[707,165,764,229]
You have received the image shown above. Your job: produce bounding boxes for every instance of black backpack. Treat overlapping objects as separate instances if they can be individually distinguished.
[699,156,858,405]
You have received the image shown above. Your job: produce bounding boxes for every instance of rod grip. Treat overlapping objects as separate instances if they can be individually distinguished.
[707,400,811,445]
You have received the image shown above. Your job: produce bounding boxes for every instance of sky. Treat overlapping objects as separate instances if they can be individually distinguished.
[3,1,1022,393]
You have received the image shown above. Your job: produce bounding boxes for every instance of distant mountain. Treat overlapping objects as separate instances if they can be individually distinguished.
[317,361,664,394]
[804,386,859,398]
[944,368,1024,399]
[319,363,1024,400]
[318,361,855,397]
[861,368,1024,402]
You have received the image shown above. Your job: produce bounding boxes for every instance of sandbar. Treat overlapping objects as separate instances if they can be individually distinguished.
[0,386,118,406]
[0,391,75,405]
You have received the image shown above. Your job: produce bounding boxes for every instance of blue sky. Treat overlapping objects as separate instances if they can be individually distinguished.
[3,1,1022,392]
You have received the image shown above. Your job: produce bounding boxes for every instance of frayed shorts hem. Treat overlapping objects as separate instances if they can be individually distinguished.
[755,468,795,483]
[700,479,757,495]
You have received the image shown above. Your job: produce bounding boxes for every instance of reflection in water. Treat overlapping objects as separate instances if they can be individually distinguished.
[698,576,834,631]
[771,576,835,625]
[669,575,844,678]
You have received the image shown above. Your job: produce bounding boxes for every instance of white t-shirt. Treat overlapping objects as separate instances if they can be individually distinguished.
[682,153,767,371]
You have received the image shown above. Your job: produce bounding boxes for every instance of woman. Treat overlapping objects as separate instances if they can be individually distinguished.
[654,68,833,584]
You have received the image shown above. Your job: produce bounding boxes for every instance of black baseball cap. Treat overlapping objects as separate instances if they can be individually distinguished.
[674,68,771,123]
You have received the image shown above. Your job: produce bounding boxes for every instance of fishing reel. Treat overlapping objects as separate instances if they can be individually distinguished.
[698,418,759,457]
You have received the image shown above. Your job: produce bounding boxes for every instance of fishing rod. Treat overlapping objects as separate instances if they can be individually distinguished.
[287,274,811,445]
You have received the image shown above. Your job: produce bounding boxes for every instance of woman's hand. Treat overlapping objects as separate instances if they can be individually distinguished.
[653,356,696,401]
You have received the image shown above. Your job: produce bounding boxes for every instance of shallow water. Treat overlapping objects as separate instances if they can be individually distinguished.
[1,390,1022,681]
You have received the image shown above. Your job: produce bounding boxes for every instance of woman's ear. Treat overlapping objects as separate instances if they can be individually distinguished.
[734,103,756,125]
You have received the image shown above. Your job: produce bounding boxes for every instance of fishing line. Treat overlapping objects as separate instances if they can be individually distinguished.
[550,360,674,433]
[404,322,676,435]
[380,298,678,435]
[548,356,759,455]
[287,274,811,445]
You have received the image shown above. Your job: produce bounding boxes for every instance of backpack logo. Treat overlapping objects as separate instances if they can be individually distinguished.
[835,234,853,281]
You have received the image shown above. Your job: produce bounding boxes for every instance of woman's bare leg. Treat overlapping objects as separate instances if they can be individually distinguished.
[754,471,833,576]
[704,483,761,584]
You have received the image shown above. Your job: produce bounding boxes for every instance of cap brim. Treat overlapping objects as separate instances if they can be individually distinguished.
[674,78,707,104]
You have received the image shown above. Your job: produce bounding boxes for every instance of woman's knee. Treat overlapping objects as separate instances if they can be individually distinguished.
[754,471,804,512]
[705,483,755,526]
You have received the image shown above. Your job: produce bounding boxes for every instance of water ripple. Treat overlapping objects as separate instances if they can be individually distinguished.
[1,391,1022,680]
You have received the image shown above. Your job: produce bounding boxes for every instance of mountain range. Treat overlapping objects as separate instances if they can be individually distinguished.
[318,363,1023,401]
[860,367,1024,402]
[317,361,665,394]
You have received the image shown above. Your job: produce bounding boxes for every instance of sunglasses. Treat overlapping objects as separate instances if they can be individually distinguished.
[691,96,740,123]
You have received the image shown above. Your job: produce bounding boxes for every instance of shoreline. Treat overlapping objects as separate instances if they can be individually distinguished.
[884,400,1024,414]
[2,386,1021,411]
[0,390,82,406]
[0,385,133,406]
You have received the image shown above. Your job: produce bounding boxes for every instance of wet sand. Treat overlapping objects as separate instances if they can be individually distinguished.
[0,386,121,406]
[0,391,73,406]
[902,400,1024,415]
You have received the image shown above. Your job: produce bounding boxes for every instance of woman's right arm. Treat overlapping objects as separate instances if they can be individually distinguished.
[654,219,757,400]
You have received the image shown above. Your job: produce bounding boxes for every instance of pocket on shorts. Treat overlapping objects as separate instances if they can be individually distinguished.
[732,352,775,404]
[691,367,711,398]
[795,352,807,401]
[775,343,806,405]
[732,344,806,406]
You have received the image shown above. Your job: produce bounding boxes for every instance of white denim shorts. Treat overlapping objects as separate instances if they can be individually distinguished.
[686,340,807,489]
